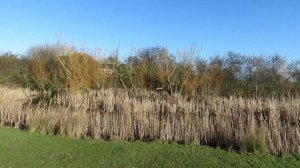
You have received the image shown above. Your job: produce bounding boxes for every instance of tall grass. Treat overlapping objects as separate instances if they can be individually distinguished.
[0,86,299,155]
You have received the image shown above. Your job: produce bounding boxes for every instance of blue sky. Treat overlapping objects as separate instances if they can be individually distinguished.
[0,0,299,60]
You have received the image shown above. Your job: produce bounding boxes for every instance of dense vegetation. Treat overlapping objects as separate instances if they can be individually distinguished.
[0,42,299,97]
[0,42,300,157]
[1,126,299,167]
[1,87,300,155]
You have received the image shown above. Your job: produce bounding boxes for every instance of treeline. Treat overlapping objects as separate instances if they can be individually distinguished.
[0,43,299,97]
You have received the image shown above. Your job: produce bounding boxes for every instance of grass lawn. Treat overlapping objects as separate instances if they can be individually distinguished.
[0,126,299,167]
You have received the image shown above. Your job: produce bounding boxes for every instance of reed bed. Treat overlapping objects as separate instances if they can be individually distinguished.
[0,87,299,155]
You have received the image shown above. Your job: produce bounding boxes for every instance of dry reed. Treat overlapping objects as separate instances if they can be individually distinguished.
[0,87,299,155]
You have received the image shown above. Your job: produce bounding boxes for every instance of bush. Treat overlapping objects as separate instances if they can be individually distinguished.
[24,43,101,93]
[1,43,300,97]
[0,52,22,85]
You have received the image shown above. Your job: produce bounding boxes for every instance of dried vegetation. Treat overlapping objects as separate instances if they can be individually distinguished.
[1,87,299,155]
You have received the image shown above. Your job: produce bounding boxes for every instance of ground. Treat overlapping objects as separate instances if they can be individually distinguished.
[0,126,299,167]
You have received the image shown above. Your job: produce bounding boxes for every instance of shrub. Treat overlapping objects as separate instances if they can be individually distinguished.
[0,52,22,85]
[24,43,101,93]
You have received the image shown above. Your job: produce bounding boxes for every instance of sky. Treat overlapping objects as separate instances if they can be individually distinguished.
[0,0,299,60]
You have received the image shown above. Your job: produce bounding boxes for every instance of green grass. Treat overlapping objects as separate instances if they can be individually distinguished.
[0,126,299,167]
